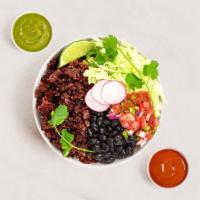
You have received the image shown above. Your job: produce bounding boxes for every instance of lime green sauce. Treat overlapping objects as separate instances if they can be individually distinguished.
[12,13,52,52]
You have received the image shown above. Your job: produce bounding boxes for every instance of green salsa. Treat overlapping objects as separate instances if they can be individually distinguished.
[12,13,52,52]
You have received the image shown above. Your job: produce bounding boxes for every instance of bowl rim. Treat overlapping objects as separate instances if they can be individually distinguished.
[147,148,189,188]
[32,36,160,168]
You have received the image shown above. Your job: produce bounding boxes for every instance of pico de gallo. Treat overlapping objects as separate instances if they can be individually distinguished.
[108,91,159,146]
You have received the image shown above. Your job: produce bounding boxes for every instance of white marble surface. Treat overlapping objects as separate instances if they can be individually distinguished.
[0,0,200,199]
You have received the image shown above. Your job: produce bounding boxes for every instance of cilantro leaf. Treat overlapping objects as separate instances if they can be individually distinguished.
[106,48,118,61]
[87,35,119,64]
[87,46,106,65]
[48,105,69,127]
[60,129,74,157]
[103,35,118,48]
[102,35,118,61]
[143,60,159,80]
[95,52,106,64]
[125,73,144,89]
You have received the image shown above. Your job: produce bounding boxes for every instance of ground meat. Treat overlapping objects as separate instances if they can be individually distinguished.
[37,96,55,116]
[35,58,95,163]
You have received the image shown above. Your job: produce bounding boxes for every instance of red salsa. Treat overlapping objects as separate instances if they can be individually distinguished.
[149,149,188,188]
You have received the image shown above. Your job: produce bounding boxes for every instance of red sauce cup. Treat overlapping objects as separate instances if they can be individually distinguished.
[147,148,189,188]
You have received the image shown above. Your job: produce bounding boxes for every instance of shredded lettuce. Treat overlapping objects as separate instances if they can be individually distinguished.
[84,37,164,117]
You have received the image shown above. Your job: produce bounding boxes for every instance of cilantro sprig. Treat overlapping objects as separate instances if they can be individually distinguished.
[48,105,69,126]
[58,128,74,157]
[125,60,159,90]
[48,105,93,156]
[143,60,159,80]
[125,73,144,89]
[87,35,118,65]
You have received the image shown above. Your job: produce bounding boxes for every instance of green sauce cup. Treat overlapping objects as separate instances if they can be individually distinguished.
[11,12,52,52]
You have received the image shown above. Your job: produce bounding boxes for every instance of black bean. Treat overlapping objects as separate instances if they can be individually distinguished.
[107,126,113,132]
[91,123,98,132]
[114,135,123,141]
[99,116,103,120]
[129,141,136,146]
[116,126,123,132]
[104,152,112,158]
[125,146,134,156]
[102,157,115,164]
[101,123,107,128]
[91,115,97,122]
[111,152,117,158]
[110,130,118,137]
[116,146,124,154]
[96,140,100,145]
[116,147,126,158]
[99,134,107,141]
[101,143,110,152]
[104,131,109,136]
[120,149,126,158]
[115,140,123,146]
[106,137,114,146]
[95,153,104,162]
[97,117,103,126]
[111,120,119,127]
[92,145,101,152]
[124,139,132,145]
[96,112,104,117]
[88,138,98,145]
[128,135,136,141]
[110,147,115,152]
[87,128,94,137]
[103,119,110,125]
[99,128,106,134]
[97,121,102,127]
[126,136,136,146]
[92,134,98,138]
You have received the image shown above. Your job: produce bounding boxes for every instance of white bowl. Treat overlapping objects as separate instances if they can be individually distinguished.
[32,37,159,168]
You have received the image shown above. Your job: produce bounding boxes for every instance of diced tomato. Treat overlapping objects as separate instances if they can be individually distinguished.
[120,113,135,122]
[149,114,158,129]
[143,101,150,108]
[140,101,151,110]
[146,112,152,121]
[111,104,121,114]
[137,91,150,102]
[120,113,136,130]
[120,121,129,128]
[123,101,132,111]
[140,118,148,129]
[128,121,139,130]
[145,131,153,140]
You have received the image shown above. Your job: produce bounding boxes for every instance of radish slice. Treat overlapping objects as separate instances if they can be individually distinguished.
[102,81,126,104]
[85,89,109,112]
[92,80,109,105]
